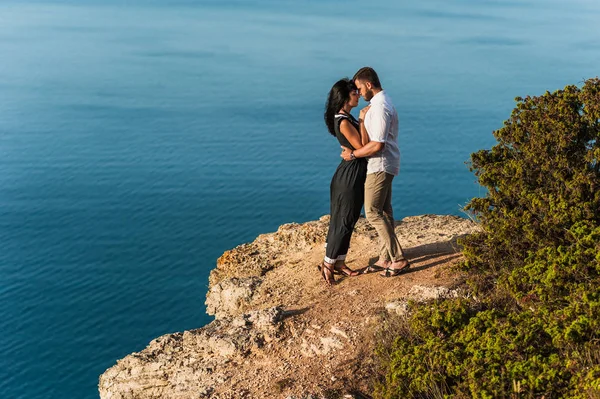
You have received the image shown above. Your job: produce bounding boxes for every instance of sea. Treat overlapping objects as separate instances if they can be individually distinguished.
[1,0,599,397]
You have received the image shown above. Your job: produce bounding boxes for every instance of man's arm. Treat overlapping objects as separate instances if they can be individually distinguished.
[341,104,389,161]
[341,141,384,161]
[367,104,391,143]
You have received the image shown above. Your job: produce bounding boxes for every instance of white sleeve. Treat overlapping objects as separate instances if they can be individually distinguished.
[367,105,391,143]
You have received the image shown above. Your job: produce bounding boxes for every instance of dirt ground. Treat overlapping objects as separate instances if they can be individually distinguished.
[208,215,475,398]
[99,215,478,399]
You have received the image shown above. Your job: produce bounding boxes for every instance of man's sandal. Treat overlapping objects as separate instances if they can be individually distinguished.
[380,261,411,278]
[361,264,385,274]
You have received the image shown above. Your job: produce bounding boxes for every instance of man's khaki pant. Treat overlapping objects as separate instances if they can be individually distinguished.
[364,172,405,262]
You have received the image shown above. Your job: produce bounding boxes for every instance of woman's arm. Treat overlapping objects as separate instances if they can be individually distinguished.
[358,106,371,146]
[359,120,370,146]
[339,119,364,150]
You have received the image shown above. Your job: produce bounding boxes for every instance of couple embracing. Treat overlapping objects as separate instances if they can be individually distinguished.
[320,67,410,286]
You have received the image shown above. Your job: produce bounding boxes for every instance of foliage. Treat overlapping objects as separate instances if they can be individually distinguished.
[375,78,600,398]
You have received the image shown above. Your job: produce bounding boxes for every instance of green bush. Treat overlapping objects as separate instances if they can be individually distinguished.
[375,79,600,398]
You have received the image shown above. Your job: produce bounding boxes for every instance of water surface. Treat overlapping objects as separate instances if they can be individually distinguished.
[1,1,599,397]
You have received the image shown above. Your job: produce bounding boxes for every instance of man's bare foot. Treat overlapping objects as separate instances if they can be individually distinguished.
[390,259,410,270]
[374,259,391,268]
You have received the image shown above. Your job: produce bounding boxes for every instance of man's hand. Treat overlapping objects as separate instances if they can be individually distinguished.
[359,105,371,120]
[340,146,352,161]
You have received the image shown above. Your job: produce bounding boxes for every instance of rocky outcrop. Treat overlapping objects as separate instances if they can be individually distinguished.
[99,307,285,399]
[205,277,263,319]
[99,215,480,399]
[209,216,336,287]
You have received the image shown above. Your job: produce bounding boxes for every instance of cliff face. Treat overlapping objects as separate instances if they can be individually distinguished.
[99,215,479,399]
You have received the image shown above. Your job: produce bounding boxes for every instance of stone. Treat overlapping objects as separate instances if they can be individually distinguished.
[385,300,409,316]
[205,276,262,319]
[408,285,461,301]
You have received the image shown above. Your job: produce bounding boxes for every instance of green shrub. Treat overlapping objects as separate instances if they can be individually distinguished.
[375,79,600,398]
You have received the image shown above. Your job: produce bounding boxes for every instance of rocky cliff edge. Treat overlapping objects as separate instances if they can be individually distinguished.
[99,215,479,399]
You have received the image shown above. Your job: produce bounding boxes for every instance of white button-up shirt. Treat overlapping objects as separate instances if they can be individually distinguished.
[364,90,401,176]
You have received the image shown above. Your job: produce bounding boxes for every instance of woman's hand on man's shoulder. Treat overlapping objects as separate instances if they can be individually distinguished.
[359,105,371,119]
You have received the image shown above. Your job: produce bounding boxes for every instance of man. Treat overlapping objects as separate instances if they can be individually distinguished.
[340,66,409,277]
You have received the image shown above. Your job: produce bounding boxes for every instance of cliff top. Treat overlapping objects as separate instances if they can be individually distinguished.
[99,214,479,399]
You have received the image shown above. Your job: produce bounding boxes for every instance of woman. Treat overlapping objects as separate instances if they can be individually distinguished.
[320,78,370,285]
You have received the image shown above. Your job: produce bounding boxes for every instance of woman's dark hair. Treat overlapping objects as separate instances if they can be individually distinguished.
[324,78,356,136]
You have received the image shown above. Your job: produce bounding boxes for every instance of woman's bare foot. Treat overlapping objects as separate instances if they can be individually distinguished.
[334,261,359,277]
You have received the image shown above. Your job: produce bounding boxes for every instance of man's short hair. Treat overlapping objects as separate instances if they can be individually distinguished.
[353,67,381,89]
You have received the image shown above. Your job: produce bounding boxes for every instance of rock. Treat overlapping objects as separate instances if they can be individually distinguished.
[408,285,461,300]
[385,300,409,316]
[205,277,262,319]
[386,285,462,315]
[209,217,332,287]
[246,306,283,329]
[99,307,284,398]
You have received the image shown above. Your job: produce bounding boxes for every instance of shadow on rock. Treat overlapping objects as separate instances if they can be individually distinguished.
[281,308,310,320]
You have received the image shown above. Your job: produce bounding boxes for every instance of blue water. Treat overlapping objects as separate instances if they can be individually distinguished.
[1,1,599,398]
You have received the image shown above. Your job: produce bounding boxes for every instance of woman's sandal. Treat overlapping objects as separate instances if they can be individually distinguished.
[318,263,358,277]
[319,262,336,286]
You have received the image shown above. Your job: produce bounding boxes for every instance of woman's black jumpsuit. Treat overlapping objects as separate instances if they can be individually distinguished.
[324,113,368,263]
